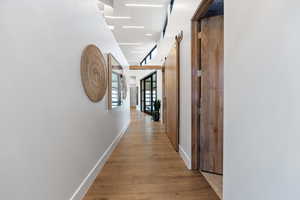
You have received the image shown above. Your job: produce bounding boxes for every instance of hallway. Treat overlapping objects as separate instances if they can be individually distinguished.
[83,110,219,200]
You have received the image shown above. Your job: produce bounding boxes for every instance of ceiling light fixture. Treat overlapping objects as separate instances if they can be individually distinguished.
[125,3,164,8]
[104,15,132,19]
[145,33,153,36]
[119,43,142,46]
[108,25,115,30]
[135,47,147,50]
[122,25,145,29]
[131,51,145,54]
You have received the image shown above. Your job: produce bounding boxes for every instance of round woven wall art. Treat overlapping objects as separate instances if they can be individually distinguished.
[81,45,107,102]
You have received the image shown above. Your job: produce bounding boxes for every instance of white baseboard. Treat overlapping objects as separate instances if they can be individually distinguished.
[179,145,192,170]
[70,121,130,200]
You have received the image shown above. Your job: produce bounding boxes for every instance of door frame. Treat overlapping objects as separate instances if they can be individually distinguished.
[191,0,215,170]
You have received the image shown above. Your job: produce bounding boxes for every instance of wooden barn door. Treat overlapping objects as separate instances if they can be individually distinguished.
[199,16,224,174]
[164,34,182,152]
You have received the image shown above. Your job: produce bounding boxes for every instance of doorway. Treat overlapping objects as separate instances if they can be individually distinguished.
[191,0,224,198]
[130,86,138,109]
[140,72,157,115]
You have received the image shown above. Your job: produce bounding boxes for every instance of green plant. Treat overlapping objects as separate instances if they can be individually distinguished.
[152,100,161,122]
[154,100,161,111]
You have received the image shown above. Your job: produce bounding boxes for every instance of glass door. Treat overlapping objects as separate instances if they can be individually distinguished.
[140,72,157,115]
[152,73,157,112]
[145,76,152,114]
[140,79,144,112]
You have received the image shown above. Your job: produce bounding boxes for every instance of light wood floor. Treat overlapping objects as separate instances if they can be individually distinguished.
[83,110,219,200]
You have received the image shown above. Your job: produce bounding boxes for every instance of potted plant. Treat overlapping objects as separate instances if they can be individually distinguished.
[152,100,161,121]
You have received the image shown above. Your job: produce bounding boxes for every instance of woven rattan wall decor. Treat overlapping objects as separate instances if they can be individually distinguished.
[81,45,107,102]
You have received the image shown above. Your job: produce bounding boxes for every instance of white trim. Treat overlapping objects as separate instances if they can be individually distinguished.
[69,121,130,200]
[179,145,192,170]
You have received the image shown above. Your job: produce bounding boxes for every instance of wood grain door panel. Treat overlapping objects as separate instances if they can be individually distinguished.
[200,16,224,174]
[164,45,179,152]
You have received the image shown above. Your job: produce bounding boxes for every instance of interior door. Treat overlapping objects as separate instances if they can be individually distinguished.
[130,87,138,108]
[140,72,157,115]
[140,80,144,112]
[200,15,224,174]
[144,76,152,114]
[165,45,179,152]
[162,66,167,124]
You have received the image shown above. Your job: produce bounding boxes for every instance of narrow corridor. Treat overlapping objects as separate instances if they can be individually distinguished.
[83,110,219,200]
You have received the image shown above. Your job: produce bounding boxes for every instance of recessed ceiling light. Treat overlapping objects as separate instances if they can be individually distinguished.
[145,33,153,36]
[125,3,164,8]
[119,43,142,46]
[122,26,145,29]
[108,25,115,30]
[104,16,132,19]
[131,51,145,54]
[135,47,147,50]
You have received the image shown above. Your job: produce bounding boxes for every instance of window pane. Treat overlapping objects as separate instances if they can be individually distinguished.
[112,72,122,108]
[152,47,158,59]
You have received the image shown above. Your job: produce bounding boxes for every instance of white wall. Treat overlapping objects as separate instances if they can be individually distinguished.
[152,0,201,169]
[224,0,300,199]
[0,0,130,200]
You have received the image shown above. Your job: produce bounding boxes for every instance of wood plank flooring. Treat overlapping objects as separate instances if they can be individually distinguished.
[83,110,219,200]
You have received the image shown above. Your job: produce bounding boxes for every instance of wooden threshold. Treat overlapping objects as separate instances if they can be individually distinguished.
[201,172,223,199]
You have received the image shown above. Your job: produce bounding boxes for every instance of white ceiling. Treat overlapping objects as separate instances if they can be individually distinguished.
[99,0,169,65]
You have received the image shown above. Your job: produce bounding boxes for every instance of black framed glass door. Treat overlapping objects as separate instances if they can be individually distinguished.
[140,72,157,115]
